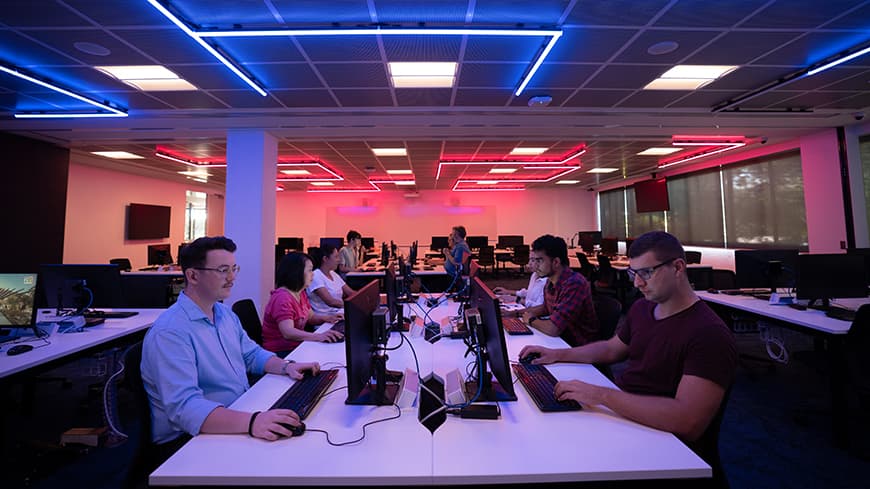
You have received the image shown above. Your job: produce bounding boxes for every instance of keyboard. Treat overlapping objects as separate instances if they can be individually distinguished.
[503,317,532,335]
[826,308,856,322]
[512,362,582,412]
[83,310,139,319]
[270,369,339,420]
[329,320,345,334]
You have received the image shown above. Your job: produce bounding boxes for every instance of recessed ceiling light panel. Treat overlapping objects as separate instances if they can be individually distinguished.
[91,151,144,159]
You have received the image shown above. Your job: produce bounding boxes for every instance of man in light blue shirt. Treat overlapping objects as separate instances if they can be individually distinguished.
[442,225,471,277]
[142,236,319,452]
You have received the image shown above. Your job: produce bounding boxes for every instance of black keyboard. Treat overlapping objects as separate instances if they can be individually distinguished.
[826,308,856,322]
[512,362,582,412]
[270,369,338,419]
[83,310,139,319]
[329,320,345,334]
[503,317,532,335]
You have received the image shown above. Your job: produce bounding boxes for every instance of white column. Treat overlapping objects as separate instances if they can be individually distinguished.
[224,130,277,310]
[800,129,847,253]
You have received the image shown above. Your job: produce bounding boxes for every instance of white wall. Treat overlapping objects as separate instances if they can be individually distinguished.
[64,162,224,267]
[275,188,598,249]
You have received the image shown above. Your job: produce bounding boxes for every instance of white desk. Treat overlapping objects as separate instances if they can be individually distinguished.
[0,309,162,379]
[150,296,709,485]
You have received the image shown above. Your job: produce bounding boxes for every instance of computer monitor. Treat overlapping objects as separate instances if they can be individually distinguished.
[0,273,39,334]
[466,236,488,250]
[320,237,344,249]
[344,280,402,405]
[578,231,602,254]
[277,237,304,251]
[600,237,619,257]
[177,243,190,262]
[36,264,124,310]
[464,276,517,402]
[383,265,400,325]
[796,254,868,307]
[147,244,173,266]
[430,236,449,251]
[847,248,870,285]
[497,235,524,249]
[380,242,389,266]
[360,237,375,250]
[408,240,418,266]
[734,249,799,292]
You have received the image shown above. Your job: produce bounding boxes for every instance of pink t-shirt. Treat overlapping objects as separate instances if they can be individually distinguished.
[262,288,310,353]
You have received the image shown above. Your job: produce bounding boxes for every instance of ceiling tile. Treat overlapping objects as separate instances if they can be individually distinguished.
[297,37,381,62]
[685,31,803,65]
[703,66,795,90]
[741,0,868,28]
[464,36,549,62]
[458,62,526,88]
[271,0,371,23]
[510,88,576,107]
[565,0,672,25]
[614,30,722,64]
[817,91,870,109]
[150,91,229,109]
[584,65,665,89]
[653,0,771,27]
[272,89,338,107]
[61,0,172,26]
[317,63,388,88]
[112,28,222,64]
[396,88,451,106]
[168,64,256,90]
[248,63,324,89]
[168,0,278,27]
[382,35,462,62]
[547,28,638,63]
[220,38,306,63]
[526,63,597,90]
[374,0,470,23]
[453,89,511,106]
[0,1,93,27]
[616,90,688,108]
[753,31,870,67]
[563,89,633,107]
[333,89,394,107]
[665,90,745,108]
[210,90,286,109]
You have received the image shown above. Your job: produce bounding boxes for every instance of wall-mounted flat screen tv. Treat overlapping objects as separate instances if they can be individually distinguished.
[127,203,171,240]
[634,178,670,212]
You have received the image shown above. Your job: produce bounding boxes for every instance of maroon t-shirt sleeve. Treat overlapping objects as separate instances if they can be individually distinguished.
[682,308,738,390]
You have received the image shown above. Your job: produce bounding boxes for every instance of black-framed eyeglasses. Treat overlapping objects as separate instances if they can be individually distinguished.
[194,264,241,276]
[626,258,677,281]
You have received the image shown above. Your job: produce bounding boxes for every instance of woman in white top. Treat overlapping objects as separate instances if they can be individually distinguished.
[307,244,355,315]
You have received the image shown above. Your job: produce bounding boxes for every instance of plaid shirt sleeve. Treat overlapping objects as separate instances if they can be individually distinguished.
[548,274,594,338]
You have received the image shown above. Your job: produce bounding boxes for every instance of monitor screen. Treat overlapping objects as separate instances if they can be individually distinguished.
[466,236,488,250]
[796,254,868,303]
[148,244,173,266]
[277,237,304,251]
[409,240,418,265]
[320,237,344,249]
[466,276,517,402]
[127,203,171,240]
[847,248,870,285]
[36,264,124,310]
[0,273,38,328]
[430,236,449,251]
[383,265,399,325]
[578,231,602,253]
[344,280,398,405]
[497,235,524,249]
[360,237,375,250]
[634,178,670,212]
[734,249,799,290]
[600,237,619,257]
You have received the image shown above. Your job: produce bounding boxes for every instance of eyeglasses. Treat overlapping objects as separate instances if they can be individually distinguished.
[194,264,241,276]
[626,258,677,282]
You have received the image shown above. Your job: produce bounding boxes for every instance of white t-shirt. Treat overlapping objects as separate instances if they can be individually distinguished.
[306,269,346,314]
[520,272,547,308]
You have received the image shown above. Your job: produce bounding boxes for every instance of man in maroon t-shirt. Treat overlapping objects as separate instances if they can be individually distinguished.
[520,231,737,483]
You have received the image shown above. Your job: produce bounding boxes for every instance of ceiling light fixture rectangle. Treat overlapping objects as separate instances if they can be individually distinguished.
[509,147,548,155]
[310,182,335,186]
[280,169,312,175]
[556,180,579,184]
[393,180,416,186]
[489,168,518,174]
[637,147,682,156]
[391,76,455,88]
[91,151,144,159]
[386,169,413,174]
[586,168,619,173]
[372,148,407,156]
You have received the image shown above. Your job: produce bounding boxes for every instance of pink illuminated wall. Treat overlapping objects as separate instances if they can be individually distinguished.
[64,162,224,267]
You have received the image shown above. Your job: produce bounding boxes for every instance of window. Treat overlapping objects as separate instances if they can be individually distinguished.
[860,135,870,238]
[666,169,724,247]
[722,151,807,250]
[184,191,207,242]
[599,189,626,239]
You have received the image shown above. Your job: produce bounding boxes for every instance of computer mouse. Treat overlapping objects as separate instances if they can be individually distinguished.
[519,352,540,364]
[706,288,719,294]
[6,344,34,356]
[278,422,306,437]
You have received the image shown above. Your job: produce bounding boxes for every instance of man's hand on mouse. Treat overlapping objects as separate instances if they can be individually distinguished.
[251,409,301,440]
[518,345,559,365]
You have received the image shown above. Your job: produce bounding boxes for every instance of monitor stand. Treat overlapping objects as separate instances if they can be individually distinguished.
[464,374,515,402]
[346,355,403,406]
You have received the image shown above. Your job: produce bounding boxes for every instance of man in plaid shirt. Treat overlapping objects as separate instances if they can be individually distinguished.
[521,234,599,346]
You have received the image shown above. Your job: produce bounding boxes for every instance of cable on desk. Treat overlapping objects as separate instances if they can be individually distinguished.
[306,404,402,447]
[420,405,447,425]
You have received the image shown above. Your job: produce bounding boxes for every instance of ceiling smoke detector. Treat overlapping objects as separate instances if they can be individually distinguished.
[527,95,552,107]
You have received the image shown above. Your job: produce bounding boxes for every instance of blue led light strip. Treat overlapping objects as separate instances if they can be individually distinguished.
[0,65,127,118]
[147,1,561,98]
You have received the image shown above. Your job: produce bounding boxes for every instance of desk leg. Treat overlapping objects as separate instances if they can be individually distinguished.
[827,336,849,449]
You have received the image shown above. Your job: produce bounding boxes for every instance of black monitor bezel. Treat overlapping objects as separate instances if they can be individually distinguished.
[430,236,449,251]
[36,264,124,309]
[734,249,799,290]
[147,243,173,266]
[345,280,392,405]
[796,253,868,301]
[467,275,517,402]
[497,235,524,249]
[466,236,489,250]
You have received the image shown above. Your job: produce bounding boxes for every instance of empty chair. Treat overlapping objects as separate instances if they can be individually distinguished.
[476,245,495,274]
[685,250,702,264]
[595,255,617,290]
[510,244,530,275]
[592,294,622,380]
[232,299,263,345]
[575,252,595,280]
[110,258,133,272]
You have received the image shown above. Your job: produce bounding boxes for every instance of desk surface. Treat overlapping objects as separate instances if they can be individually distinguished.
[696,291,865,335]
[0,309,162,379]
[150,296,708,486]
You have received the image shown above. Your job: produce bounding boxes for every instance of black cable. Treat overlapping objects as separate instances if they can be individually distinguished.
[306,405,402,447]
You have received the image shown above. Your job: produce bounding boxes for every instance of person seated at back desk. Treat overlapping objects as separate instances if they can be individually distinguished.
[338,229,362,274]
[521,234,599,347]
[262,251,344,357]
[494,261,547,311]
[519,231,737,487]
[307,243,355,316]
[442,225,471,277]
[141,236,320,464]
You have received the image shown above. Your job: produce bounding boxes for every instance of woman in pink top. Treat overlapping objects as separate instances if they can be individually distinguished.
[261,252,344,356]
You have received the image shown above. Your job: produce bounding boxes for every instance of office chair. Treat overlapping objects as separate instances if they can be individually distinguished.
[846,304,870,456]
[110,258,133,272]
[119,341,154,488]
[232,299,263,346]
[690,387,733,489]
[594,255,618,293]
[510,244,530,276]
[685,251,702,264]
[592,294,622,380]
[476,246,495,275]
[575,252,595,280]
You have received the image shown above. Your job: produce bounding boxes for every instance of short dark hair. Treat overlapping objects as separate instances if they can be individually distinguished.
[309,243,339,269]
[179,236,237,272]
[452,225,467,239]
[531,234,569,268]
[276,252,311,292]
[346,230,361,242]
[627,231,685,262]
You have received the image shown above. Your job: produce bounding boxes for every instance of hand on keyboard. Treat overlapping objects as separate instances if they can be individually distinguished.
[554,379,606,407]
[317,330,344,343]
[282,361,320,380]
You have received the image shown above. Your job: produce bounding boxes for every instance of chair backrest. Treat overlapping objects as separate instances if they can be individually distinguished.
[592,294,622,340]
[110,258,133,272]
[710,269,737,290]
[685,250,702,264]
[468,259,480,279]
[575,252,595,280]
[477,245,495,266]
[120,341,155,485]
[232,299,263,345]
[511,244,530,265]
[597,254,613,269]
[847,304,870,393]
